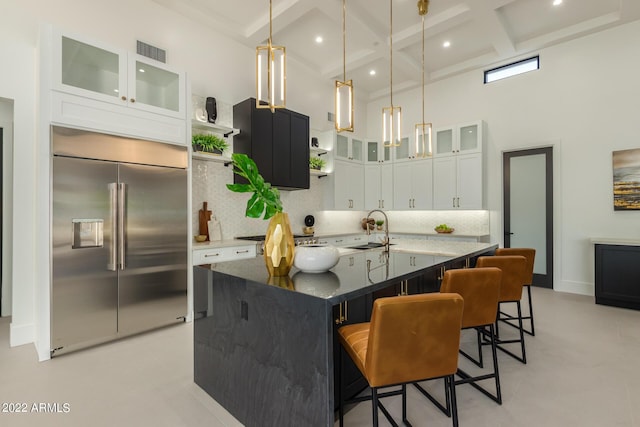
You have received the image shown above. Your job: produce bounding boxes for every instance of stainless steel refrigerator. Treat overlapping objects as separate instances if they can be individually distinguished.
[51,126,188,356]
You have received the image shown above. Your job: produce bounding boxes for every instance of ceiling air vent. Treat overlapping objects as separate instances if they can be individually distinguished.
[136,40,166,63]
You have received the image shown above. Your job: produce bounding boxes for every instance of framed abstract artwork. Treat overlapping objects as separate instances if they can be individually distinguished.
[613,148,640,210]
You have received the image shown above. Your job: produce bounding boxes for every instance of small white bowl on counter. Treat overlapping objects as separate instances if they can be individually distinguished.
[294,244,340,273]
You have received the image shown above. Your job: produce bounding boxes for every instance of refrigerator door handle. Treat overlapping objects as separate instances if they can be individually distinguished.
[118,182,126,270]
[108,183,118,271]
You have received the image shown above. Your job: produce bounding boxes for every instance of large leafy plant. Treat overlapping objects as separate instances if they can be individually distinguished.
[226,153,283,220]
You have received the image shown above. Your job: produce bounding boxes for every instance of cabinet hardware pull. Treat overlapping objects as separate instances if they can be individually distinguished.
[236,250,249,254]
[130,98,135,103]
[343,300,348,322]
[452,197,456,208]
[121,96,127,101]
[204,253,220,258]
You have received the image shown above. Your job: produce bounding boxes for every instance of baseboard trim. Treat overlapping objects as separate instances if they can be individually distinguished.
[10,321,35,347]
[555,280,594,296]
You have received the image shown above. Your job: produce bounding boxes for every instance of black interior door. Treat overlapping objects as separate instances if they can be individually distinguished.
[503,147,553,288]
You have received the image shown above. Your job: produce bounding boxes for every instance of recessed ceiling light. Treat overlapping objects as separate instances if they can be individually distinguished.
[552,0,562,5]
[369,70,376,76]
[443,41,451,48]
[315,36,323,44]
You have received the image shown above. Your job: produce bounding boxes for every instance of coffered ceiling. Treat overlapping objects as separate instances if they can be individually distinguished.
[153,0,640,100]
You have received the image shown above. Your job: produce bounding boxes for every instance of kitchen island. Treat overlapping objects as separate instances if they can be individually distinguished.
[193,240,497,427]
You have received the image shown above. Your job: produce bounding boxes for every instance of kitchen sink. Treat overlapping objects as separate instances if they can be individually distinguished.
[347,242,395,250]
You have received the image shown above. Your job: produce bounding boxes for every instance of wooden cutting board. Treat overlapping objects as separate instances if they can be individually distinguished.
[199,202,212,240]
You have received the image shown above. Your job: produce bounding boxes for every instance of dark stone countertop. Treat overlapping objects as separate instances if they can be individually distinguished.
[198,240,497,304]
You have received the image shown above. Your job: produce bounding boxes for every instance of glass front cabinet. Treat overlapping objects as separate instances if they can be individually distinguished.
[335,134,363,162]
[54,31,185,119]
[366,140,391,163]
[434,121,482,157]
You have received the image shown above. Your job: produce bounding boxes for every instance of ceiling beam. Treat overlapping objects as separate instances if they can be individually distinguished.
[466,1,515,57]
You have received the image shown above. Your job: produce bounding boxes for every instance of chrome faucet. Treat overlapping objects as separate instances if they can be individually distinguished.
[366,209,390,252]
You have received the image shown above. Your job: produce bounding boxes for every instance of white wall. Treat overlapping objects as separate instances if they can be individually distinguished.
[367,20,640,295]
[0,98,14,317]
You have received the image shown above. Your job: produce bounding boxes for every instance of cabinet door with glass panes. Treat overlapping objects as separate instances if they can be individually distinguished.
[335,134,363,162]
[366,140,391,163]
[433,121,482,157]
[54,31,185,119]
[394,134,432,162]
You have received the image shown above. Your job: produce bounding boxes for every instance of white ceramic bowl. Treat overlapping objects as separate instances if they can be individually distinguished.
[294,244,340,273]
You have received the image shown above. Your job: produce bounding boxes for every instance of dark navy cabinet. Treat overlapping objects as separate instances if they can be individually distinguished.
[595,244,640,310]
[233,98,310,190]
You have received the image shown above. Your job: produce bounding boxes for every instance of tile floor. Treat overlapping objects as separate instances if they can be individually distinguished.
[0,287,639,426]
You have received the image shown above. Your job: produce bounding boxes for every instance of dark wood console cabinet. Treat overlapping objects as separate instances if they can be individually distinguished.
[233,98,310,190]
[595,244,640,310]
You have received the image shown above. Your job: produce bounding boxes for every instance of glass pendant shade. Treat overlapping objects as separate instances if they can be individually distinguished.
[335,80,354,132]
[256,42,286,111]
[415,122,432,157]
[382,105,402,147]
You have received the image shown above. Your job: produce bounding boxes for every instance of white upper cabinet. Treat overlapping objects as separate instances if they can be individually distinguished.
[434,121,482,157]
[334,159,364,210]
[364,163,393,210]
[53,31,185,120]
[394,134,431,162]
[335,134,363,162]
[433,152,483,209]
[45,28,187,144]
[393,159,433,210]
[432,121,484,209]
[366,140,391,163]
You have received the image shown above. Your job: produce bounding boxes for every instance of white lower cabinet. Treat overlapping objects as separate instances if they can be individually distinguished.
[317,234,366,247]
[193,244,256,265]
[334,160,364,210]
[433,153,482,209]
[392,159,433,210]
[364,164,393,210]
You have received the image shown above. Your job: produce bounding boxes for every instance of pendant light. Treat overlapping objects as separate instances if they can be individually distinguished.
[335,0,354,132]
[256,0,286,112]
[415,0,432,157]
[382,0,401,147]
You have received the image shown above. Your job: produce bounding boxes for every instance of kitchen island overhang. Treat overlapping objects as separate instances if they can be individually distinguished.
[193,242,497,427]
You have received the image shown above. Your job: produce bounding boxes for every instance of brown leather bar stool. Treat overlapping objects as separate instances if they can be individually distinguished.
[437,267,503,404]
[495,248,536,336]
[475,255,528,364]
[338,293,464,427]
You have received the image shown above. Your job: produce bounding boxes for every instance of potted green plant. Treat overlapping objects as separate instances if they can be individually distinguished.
[309,156,326,171]
[192,133,229,155]
[226,153,293,276]
[375,219,384,231]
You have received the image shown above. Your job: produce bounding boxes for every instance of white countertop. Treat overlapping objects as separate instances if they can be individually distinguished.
[590,238,640,246]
